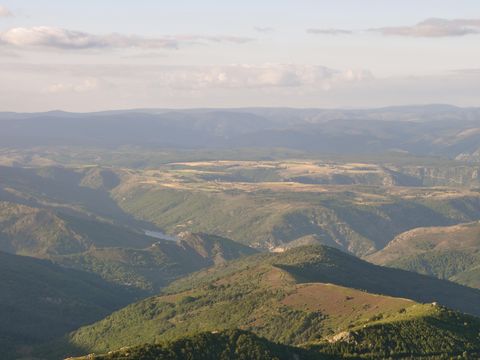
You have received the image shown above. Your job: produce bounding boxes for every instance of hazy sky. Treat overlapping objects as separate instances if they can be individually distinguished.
[1,1,479,111]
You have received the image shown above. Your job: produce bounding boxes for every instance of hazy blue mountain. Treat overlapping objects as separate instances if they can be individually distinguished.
[1,106,480,159]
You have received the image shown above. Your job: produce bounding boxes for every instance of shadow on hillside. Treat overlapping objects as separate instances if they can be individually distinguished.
[0,165,157,230]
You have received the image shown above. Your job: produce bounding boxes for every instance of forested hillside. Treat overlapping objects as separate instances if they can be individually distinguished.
[61,246,480,359]
[368,221,480,288]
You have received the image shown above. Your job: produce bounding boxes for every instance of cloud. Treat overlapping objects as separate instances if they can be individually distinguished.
[370,18,480,37]
[136,64,373,90]
[43,78,98,94]
[0,5,12,17]
[121,52,168,59]
[2,63,373,92]
[0,27,176,49]
[0,26,254,50]
[5,63,480,111]
[176,34,253,44]
[254,27,275,33]
[307,28,353,35]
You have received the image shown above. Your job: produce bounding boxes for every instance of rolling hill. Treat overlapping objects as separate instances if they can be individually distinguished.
[52,232,258,292]
[0,164,144,227]
[59,245,480,359]
[111,161,480,255]
[3,161,480,257]
[68,309,480,360]
[0,201,155,257]
[367,221,480,289]
[0,199,256,292]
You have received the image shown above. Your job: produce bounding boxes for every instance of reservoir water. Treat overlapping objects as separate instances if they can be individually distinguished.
[144,230,177,242]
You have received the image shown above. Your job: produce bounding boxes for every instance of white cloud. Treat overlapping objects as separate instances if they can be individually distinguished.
[307,28,353,35]
[4,63,372,93]
[175,34,254,44]
[340,69,373,82]
[43,78,98,94]
[0,27,167,49]
[370,18,480,37]
[2,63,479,111]
[0,26,254,50]
[307,18,480,38]
[0,5,12,17]
[143,64,373,90]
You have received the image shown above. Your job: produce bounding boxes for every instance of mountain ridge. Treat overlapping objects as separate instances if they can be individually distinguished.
[60,245,480,359]
[1,106,480,159]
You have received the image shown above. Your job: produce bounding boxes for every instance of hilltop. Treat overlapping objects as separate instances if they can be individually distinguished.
[61,245,480,359]
[67,309,480,360]
[67,330,322,360]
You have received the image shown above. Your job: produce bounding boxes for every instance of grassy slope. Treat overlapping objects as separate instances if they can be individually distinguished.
[0,251,139,359]
[62,245,480,358]
[367,222,480,288]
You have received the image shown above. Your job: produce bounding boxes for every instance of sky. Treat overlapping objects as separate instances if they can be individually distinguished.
[0,0,479,111]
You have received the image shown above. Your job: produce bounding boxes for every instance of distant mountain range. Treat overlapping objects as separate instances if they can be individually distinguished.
[1,105,480,160]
